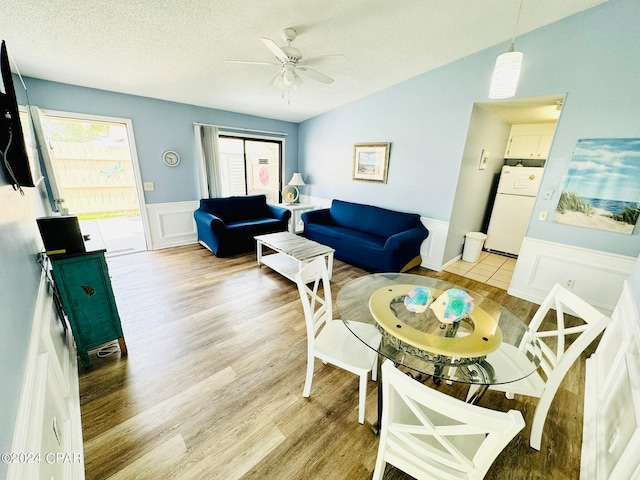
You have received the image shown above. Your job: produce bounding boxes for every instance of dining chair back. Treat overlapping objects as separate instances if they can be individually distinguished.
[295,257,382,424]
[373,360,524,480]
[467,283,611,450]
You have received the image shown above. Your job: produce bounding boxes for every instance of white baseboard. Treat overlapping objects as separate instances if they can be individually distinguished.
[509,237,636,314]
[442,254,463,270]
[146,201,199,250]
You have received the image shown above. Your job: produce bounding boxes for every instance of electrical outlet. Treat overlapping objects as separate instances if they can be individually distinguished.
[566,279,575,289]
[538,211,548,221]
[143,182,154,191]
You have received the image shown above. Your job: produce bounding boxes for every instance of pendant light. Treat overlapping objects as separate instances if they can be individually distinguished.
[489,0,524,99]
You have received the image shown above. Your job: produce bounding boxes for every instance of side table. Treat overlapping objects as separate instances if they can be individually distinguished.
[47,224,127,368]
[277,203,315,234]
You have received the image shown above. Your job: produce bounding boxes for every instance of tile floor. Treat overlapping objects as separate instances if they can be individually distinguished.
[443,251,516,290]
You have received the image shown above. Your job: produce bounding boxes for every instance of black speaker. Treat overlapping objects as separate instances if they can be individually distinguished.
[36,216,86,256]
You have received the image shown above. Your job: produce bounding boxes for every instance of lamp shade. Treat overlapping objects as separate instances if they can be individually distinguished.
[489,50,523,99]
[288,172,306,186]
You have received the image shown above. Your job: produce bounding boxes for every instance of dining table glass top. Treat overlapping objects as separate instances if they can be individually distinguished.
[336,273,542,386]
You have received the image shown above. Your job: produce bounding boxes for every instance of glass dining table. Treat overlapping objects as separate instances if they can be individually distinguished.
[336,273,543,429]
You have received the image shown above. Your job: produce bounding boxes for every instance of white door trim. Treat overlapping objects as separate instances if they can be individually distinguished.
[31,107,151,250]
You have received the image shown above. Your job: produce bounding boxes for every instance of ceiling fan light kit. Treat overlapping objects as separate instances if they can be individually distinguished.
[226,28,345,101]
[489,0,525,99]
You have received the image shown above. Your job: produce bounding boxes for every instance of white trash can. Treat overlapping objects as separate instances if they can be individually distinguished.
[462,232,487,263]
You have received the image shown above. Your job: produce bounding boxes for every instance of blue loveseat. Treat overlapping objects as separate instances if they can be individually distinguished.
[194,195,291,257]
[301,199,429,273]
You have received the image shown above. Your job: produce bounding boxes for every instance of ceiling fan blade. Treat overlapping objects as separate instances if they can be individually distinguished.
[297,67,334,84]
[298,54,346,67]
[261,37,288,62]
[225,60,277,65]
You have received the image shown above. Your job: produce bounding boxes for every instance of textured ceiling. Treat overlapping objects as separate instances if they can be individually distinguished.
[1,0,607,123]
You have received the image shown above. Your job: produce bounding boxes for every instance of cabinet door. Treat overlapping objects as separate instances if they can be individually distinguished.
[504,135,540,158]
[536,135,553,159]
[52,255,123,350]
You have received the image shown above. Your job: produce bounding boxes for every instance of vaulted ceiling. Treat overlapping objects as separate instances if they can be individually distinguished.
[1,0,607,122]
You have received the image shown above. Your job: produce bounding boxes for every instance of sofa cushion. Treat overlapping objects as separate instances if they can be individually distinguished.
[226,218,286,234]
[330,199,421,238]
[305,223,386,251]
[200,195,268,223]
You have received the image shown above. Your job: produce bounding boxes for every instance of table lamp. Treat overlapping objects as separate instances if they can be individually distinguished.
[285,172,306,204]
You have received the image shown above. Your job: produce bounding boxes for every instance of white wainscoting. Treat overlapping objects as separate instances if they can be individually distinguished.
[581,281,640,479]
[146,201,199,250]
[509,237,636,314]
[8,270,84,480]
[419,218,448,271]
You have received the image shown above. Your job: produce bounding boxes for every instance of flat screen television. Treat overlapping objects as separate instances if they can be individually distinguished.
[36,215,86,256]
[0,40,34,189]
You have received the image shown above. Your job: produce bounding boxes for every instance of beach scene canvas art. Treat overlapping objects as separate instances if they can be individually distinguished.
[554,138,640,234]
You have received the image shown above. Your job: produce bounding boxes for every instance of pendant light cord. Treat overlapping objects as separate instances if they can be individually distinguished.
[509,0,524,52]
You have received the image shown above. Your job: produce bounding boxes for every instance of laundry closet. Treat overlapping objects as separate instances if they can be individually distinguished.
[484,122,556,256]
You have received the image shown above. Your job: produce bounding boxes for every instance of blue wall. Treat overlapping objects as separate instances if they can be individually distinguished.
[298,0,640,259]
[0,183,49,478]
[22,78,299,204]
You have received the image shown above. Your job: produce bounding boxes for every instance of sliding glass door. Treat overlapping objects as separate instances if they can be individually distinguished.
[217,136,282,203]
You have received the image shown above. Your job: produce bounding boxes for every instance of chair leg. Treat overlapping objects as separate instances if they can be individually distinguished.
[372,417,388,479]
[529,390,555,450]
[372,459,386,480]
[358,373,367,424]
[466,384,479,402]
[371,354,378,382]
[303,354,314,398]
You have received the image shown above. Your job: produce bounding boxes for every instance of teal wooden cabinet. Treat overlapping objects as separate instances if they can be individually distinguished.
[50,251,127,368]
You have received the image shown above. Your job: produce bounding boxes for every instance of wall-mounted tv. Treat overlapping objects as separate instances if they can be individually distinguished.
[0,40,34,190]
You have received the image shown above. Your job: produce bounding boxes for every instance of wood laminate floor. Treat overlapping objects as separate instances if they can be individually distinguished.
[79,244,593,479]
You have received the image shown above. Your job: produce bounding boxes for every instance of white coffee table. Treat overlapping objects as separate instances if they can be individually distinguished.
[255,231,335,281]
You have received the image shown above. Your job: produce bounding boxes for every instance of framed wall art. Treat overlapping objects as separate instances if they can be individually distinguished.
[553,138,640,234]
[352,142,390,183]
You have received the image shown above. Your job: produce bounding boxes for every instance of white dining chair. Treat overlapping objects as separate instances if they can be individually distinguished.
[466,283,612,450]
[294,257,382,424]
[372,359,524,480]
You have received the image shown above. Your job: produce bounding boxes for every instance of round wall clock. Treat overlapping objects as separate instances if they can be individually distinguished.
[162,150,180,167]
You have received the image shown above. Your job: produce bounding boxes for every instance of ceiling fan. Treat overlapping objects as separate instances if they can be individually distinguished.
[226,28,346,93]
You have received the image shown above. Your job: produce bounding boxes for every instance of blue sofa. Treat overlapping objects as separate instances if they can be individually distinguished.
[302,199,429,272]
[194,195,291,257]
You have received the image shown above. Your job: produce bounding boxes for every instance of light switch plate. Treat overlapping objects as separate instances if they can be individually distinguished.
[478,149,490,170]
